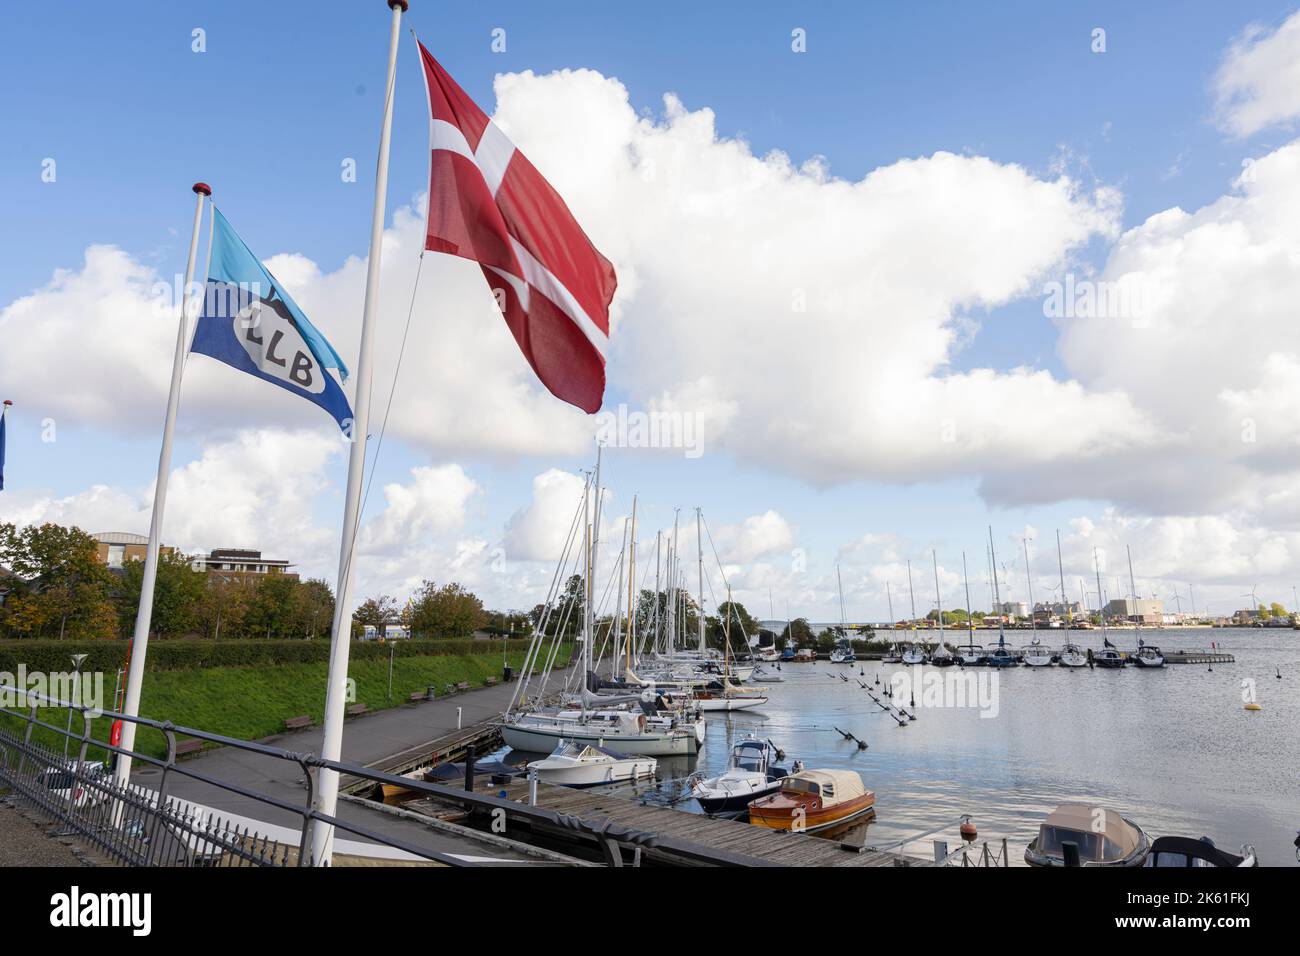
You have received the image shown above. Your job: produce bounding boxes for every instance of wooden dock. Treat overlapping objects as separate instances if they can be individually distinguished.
[339,722,502,796]
[1165,650,1235,664]
[406,775,928,867]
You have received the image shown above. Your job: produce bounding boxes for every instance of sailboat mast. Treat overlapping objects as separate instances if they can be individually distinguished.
[906,559,917,637]
[1056,529,1070,624]
[1127,544,1140,638]
[587,446,602,677]
[988,526,1006,645]
[933,550,944,641]
[837,564,847,629]
[1024,537,1037,637]
[626,497,637,672]
[653,529,661,654]
[1094,547,1108,642]
[962,550,974,642]
[696,507,706,655]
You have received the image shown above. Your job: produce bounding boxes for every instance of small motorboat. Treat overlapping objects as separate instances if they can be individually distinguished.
[1024,803,1150,867]
[1131,643,1165,668]
[379,769,426,802]
[748,769,876,833]
[780,647,796,662]
[1057,642,1088,667]
[1093,645,1126,668]
[1021,639,1054,667]
[1143,835,1257,868]
[690,738,799,814]
[525,740,657,788]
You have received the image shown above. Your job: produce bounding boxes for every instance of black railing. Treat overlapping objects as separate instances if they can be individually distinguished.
[0,688,769,868]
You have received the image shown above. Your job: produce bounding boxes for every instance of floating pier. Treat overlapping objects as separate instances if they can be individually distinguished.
[404,774,929,867]
[1164,650,1235,664]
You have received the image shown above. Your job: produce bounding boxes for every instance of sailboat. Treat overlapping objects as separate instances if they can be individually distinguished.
[1092,548,1126,668]
[1020,537,1052,666]
[1057,642,1088,667]
[829,565,857,664]
[929,551,954,666]
[1131,638,1165,668]
[880,582,904,662]
[501,452,700,757]
[900,560,925,665]
[955,551,984,665]
[984,528,1019,666]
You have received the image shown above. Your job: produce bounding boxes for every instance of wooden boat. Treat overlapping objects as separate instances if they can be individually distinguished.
[1143,835,1257,868]
[380,769,426,802]
[747,769,875,833]
[525,740,657,787]
[1024,803,1150,867]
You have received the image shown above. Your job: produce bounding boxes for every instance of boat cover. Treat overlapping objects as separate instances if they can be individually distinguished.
[1040,803,1141,860]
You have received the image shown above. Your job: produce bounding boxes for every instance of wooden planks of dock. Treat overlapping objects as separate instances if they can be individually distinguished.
[339,723,502,796]
[414,775,927,867]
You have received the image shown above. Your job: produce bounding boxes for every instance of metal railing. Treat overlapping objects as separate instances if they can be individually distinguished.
[0,688,767,868]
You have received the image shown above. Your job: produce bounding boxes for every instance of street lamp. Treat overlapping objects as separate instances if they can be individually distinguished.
[63,653,88,761]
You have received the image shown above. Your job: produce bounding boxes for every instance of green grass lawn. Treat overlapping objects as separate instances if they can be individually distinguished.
[1,646,568,761]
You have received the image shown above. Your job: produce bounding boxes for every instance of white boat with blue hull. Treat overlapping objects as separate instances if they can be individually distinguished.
[690,738,799,814]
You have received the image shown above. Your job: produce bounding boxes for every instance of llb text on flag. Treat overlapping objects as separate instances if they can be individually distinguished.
[192,208,354,433]
[418,42,617,414]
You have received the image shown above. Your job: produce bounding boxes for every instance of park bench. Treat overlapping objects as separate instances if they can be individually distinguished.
[409,691,426,702]
[455,682,470,692]
[484,677,499,687]
[346,703,368,718]
[283,715,313,732]
[174,738,203,759]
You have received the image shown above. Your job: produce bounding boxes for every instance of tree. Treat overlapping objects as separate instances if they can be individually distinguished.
[353,594,399,637]
[295,578,335,639]
[706,600,759,651]
[195,574,256,639]
[246,574,302,639]
[118,552,207,638]
[408,580,487,638]
[781,617,815,648]
[0,522,116,639]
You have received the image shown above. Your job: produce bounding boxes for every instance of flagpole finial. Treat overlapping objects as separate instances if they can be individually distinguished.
[388,0,409,11]
[192,182,212,197]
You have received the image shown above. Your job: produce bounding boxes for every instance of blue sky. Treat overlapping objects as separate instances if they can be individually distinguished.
[4,1,1300,619]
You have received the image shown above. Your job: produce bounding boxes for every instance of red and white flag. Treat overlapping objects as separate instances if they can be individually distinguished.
[418,42,617,413]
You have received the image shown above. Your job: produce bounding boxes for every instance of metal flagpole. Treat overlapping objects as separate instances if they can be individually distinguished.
[112,181,210,791]
[311,0,407,866]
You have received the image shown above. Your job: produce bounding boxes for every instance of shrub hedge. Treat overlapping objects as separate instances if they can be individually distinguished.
[0,638,548,675]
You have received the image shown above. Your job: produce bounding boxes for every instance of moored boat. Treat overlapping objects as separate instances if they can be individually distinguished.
[1021,638,1054,667]
[1143,835,1257,868]
[1024,803,1150,867]
[690,738,798,814]
[1057,642,1088,667]
[525,740,657,787]
[1131,642,1165,668]
[748,769,876,833]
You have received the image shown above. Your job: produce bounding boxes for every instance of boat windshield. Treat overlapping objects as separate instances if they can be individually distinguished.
[731,743,767,772]
[783,778,821,796]
[1037,825,1123,862]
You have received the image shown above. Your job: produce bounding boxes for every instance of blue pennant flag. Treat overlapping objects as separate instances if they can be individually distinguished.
[192,208,353,433]
[0,405,7,492]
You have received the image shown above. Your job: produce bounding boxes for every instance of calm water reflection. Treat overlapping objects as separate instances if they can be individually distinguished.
[504,628,1298,865]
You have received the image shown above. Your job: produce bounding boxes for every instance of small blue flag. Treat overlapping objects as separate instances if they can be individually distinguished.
[192,209,353,433]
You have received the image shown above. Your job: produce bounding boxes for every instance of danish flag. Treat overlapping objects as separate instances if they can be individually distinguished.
[418,42,616,413]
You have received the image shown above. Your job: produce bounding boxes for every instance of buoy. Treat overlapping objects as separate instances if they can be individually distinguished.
[959,814,977,841]
[1244,701,1262,711]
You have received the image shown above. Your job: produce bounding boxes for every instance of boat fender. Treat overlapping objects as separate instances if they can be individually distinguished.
[959,814,977,841]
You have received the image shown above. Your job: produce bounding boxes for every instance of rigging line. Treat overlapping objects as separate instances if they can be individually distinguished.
[333,251,426,610]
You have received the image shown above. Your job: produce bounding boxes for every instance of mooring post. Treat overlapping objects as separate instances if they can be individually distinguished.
[528,767,539,806]
[464,744,476,792]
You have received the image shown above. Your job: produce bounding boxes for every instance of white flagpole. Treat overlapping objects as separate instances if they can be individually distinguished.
[310,0,406,866]
[112,181,210,791]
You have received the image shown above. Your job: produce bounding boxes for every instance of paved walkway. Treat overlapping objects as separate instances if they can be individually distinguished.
[128,674,573,865]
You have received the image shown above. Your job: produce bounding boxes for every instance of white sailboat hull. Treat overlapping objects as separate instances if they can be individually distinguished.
[696,695,769,712]
[526,755,658,786]
[501,721,696,757]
